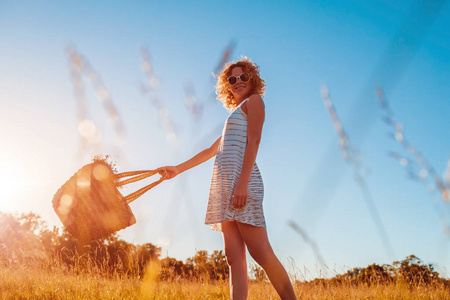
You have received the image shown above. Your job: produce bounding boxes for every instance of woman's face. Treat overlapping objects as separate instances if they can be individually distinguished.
[228,66,252,103]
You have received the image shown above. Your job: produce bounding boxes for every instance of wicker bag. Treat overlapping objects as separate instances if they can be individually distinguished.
[52,160,164,242]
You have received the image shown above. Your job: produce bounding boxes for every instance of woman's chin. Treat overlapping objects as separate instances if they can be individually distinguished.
[233,90,250,99]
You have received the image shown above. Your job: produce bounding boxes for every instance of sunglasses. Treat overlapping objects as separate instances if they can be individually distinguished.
[227,73,249,85]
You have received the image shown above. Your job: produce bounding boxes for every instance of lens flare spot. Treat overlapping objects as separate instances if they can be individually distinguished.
[60,194,73,209]
[395,132,404,142]
[76,172,91,188]
[78,119,96,138]
[419,169,428,179]
[57,194,74,221]
[93,164,110,181]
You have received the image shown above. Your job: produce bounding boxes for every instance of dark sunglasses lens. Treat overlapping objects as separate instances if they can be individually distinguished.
[228,76,237,85]
[240,74,249,82]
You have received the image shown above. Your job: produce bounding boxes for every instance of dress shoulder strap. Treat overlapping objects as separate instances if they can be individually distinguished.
[237,98,248,108]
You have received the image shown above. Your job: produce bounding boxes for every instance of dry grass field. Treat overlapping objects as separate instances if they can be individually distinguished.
[2,212,450,299]
[2,262,450,299]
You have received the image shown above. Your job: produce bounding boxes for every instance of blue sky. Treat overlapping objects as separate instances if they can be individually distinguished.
[1,0,449,279]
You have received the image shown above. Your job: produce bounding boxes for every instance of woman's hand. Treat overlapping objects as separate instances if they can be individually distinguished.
[157,166,180,180]
[232,180,248,209]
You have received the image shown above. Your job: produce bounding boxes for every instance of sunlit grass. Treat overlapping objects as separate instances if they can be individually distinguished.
[2,262,450,299]
[1,211,449,299]
[0,265,138,299]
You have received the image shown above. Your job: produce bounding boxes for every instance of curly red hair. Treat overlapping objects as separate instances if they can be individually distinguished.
[215,57,266,110]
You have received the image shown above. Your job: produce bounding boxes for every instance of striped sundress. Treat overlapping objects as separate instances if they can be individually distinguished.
[205,98,265,231]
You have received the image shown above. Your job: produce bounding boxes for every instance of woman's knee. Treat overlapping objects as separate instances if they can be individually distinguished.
[224,246,246,267]
[248,244,276,266]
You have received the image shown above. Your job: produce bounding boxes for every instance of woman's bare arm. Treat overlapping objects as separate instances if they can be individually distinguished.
[158,136,221,179]
[233,94,265,208]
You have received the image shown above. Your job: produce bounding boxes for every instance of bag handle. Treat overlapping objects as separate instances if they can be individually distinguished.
[113,169,166,204]
[114,170,161,187]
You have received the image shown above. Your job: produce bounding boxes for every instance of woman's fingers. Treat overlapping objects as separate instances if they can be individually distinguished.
[157,167,168,179]
[240,196,248,208]
[232,194,247,209]
[232,182,248,209]
[157,167,165,175]
[157,166,177,180]
[235,197,239,208]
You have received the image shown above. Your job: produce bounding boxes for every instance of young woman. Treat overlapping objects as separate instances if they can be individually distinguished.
[158,57,297,300]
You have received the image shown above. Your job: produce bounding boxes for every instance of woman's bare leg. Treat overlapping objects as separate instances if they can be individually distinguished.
[222,221,248,300]
[237,222,297,300]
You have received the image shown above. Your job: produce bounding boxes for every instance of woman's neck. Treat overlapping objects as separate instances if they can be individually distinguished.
[234,96,247,105]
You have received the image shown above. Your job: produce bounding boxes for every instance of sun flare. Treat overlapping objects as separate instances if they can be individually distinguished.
[0,158,29,211]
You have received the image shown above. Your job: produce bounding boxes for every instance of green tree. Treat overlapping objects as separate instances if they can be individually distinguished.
[137,243,161,277]
[393,255,439,285]
[160,256,190,281]
[209,250,229,280]
[0,212,47,266]
[189,250,210,280]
